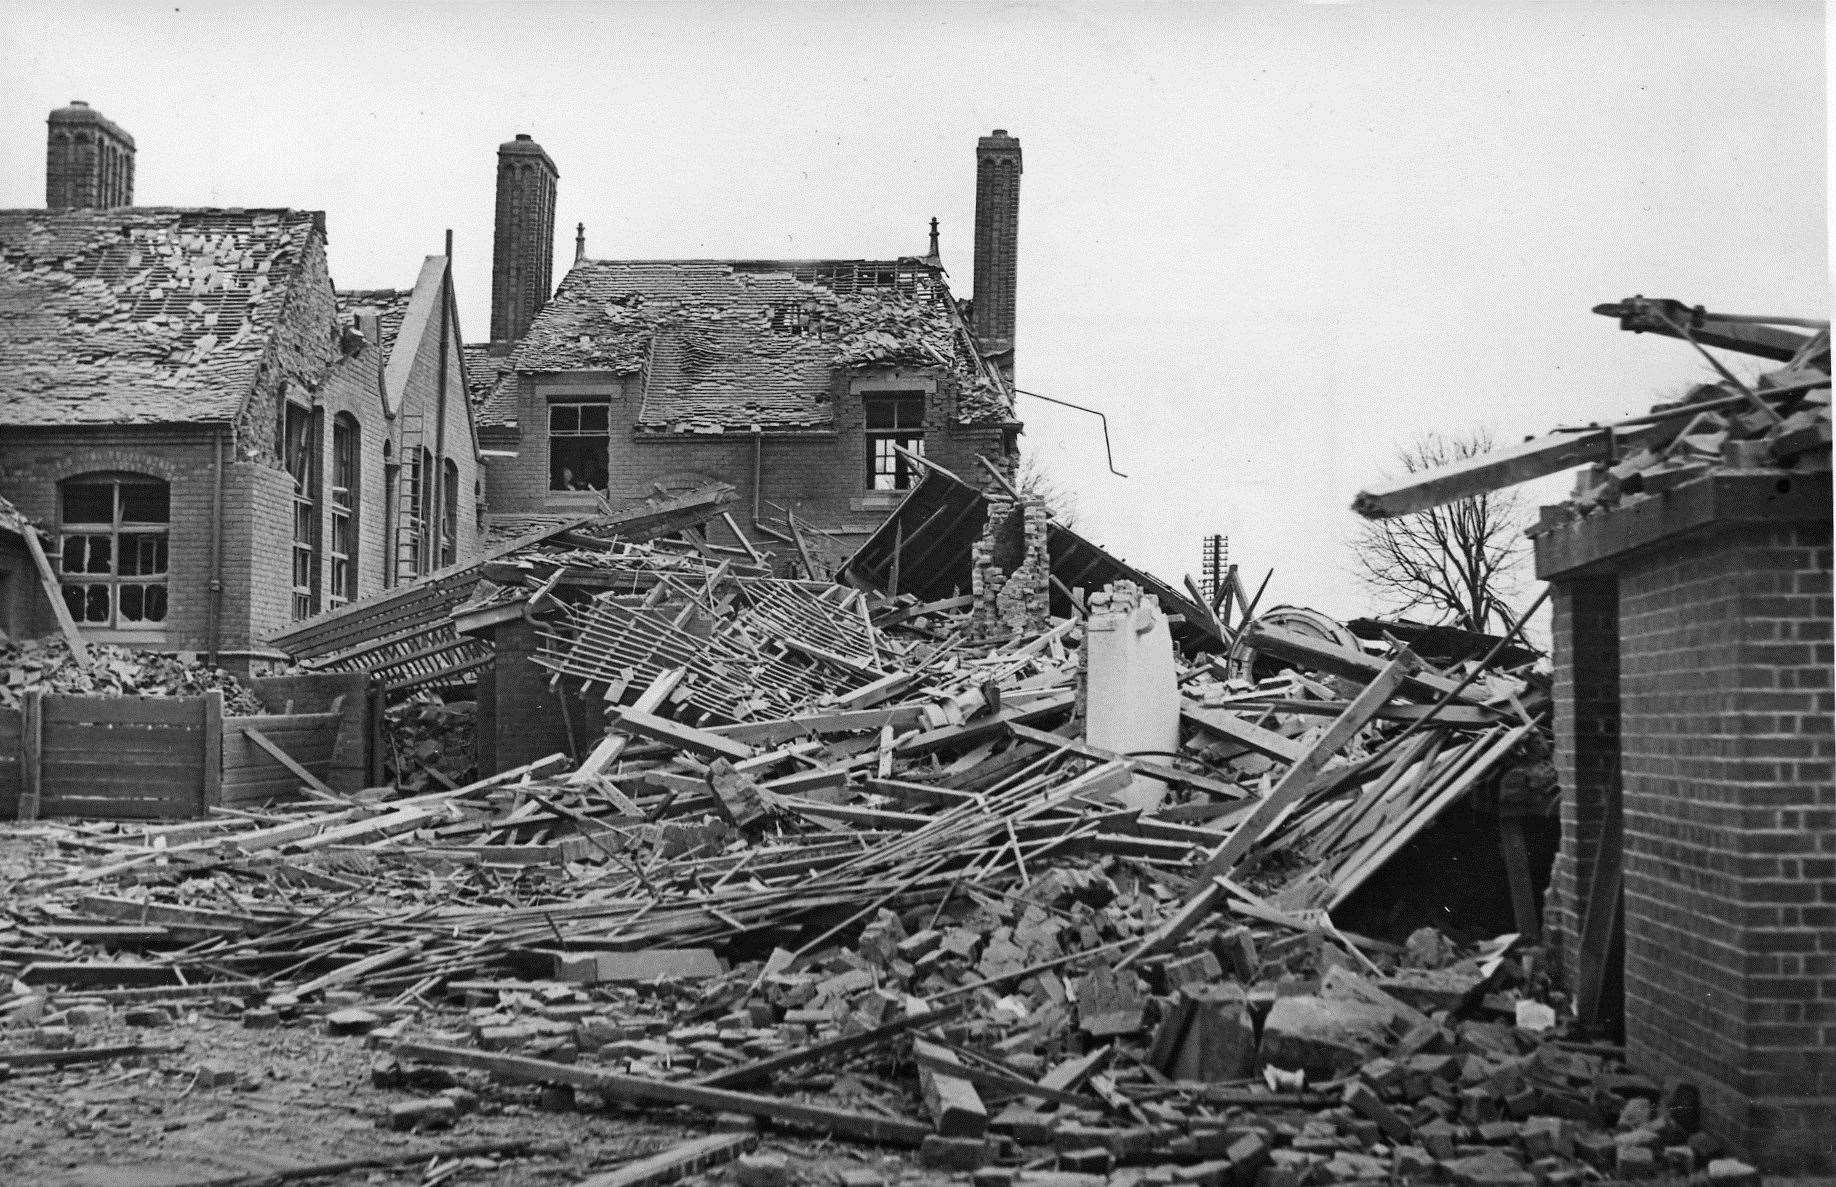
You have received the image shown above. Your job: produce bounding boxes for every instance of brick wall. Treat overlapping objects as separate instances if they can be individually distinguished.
[45,103,135,209]
[1543,576,1621,1021]
[482,366,1017,549]
[972,130,1022,376]
[490,136,557,346]
[475,618,597,773]
[0,427,219,652]
[1546,519,1835,1171]
[237,229,341,466]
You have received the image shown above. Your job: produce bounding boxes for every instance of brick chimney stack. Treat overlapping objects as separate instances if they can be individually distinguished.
[490,133,558,351]
[46,101,135,209]
[971,129,1021,381]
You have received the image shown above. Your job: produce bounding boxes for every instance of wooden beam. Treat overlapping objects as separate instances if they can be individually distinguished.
[615,708,757,762]
[392,1041,932,1147]
[1239,623,1480,705]
[17,687,43,823]
[699,1000,968,1089]
[240,726,346,805]
[575,1133,757,1187]
[1352,429,1613,520]
[1179,703,1306,764]
[1194,649,1420,881]
[21,528,89,662]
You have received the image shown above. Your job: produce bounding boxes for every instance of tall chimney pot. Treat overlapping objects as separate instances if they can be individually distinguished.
[46,100,135,209]
[971,129,1021,382]
[490,133,559,349]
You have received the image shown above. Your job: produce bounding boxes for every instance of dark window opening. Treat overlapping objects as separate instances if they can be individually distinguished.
[285,403,321,620]
[329,414,359,606]
[550,400,610,491]
[58,474,170,629]
[440,458,459,568]
[865,394,926,491]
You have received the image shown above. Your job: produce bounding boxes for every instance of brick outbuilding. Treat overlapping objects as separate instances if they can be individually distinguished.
[1353,302,1831,1172]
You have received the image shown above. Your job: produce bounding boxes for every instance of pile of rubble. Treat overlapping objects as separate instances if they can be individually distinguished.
[1,531,1756,1185]
[0,636,264,714]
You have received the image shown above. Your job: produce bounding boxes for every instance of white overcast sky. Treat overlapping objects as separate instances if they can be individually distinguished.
[2,1,1827,627]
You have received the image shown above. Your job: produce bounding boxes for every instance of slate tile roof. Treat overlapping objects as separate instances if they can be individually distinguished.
[335,288,413,359]
[484,259,1014,433]
[463,345,512,418]
[0,207,322,426]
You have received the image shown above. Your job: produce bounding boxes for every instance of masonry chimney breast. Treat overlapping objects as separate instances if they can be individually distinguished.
[46,100,135,209]
[490,133,559,348]
[972,129,1021,382]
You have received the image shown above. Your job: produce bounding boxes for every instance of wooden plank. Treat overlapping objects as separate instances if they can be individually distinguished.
[240,725,344,803]
[1180,703,1306,764]
[698,1000,968,1089]
[43,695,204,725]
[575,1133,757,1187]
[18,687,42,822]
[221,710,344,732]
[615,707,756,762]
[570,667,686,783]
[1195,649,1420,882]
[1574,791,1624,1029]
[1238,624,1478,705]
[22,527,89,662]
[1351,429,1613,520]
[201,689,223,811]
[0,1042,156,1069]
[393,1041,932,1147]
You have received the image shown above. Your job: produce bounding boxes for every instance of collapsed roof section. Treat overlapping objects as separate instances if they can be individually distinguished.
[840,460,1227,655]
[0,207,327,427]
[267,483,738,693]
[1353,299,1830,524]
[476,258,1016,433]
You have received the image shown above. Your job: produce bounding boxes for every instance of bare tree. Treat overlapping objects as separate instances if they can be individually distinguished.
[1016,451,1079,528]
[1352,429,1529,634]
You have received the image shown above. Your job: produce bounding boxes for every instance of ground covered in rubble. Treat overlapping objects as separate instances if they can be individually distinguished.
[0,561,1761,1185]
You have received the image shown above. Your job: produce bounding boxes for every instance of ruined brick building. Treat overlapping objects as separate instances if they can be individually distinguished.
[0,104,485,665]
[468,131,1025,559]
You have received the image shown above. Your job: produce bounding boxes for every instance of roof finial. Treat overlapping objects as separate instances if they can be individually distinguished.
[927,216,940,264]
[575,222,586,263]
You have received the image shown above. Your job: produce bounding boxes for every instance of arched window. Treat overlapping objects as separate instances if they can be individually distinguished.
[329,414,359,605]
[440,458,459,568]
[58,474,169,629]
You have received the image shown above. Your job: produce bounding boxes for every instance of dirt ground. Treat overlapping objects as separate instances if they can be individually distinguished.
[0,999,929,1186]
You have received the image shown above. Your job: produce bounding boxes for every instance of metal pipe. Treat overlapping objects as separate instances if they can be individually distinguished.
[1014,388,1127,477]
[207,423,225,665]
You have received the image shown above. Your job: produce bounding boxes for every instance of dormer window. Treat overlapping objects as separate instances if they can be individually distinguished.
[549,397,610,491]
[865,394,925,491]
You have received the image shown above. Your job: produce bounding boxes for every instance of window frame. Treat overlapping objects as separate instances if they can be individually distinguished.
[285,402,322,621]
[328,413,359,607]
[548,397,611,492]
[57,473,171,631]
[439,457,459,569]
[863,393,927,491]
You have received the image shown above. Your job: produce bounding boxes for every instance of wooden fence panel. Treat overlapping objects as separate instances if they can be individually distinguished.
[38,695,205,819]
[248,672,370,792]
[219,710,343,807]
[0,704,21,817]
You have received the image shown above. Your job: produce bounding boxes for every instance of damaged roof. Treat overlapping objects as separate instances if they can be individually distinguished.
[0,207,323,427]
[479,258,1015,433]
[335,287,413,360]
